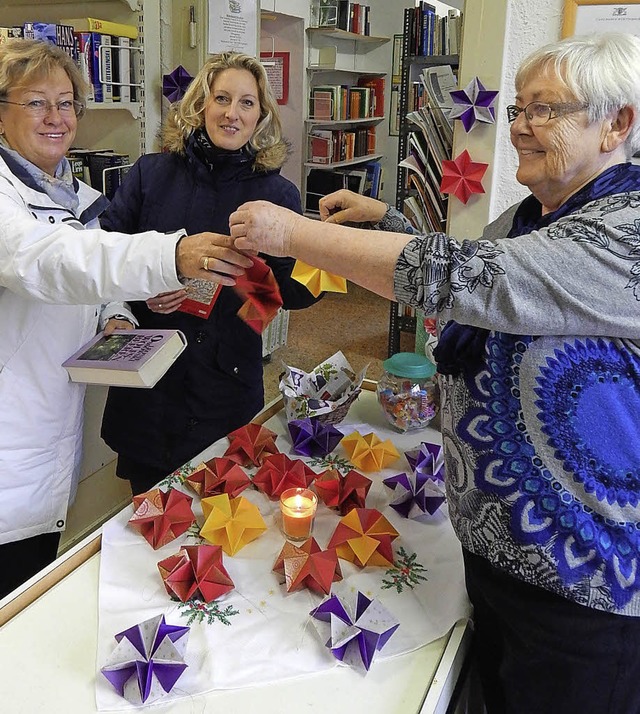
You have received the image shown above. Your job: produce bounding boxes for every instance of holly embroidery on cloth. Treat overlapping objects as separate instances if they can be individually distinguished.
[381,547,428,592]
[178,598,240,626]
[308,454,353,473]
[160,463,196,489]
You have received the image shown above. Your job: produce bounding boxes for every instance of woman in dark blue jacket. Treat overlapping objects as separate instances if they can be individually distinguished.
[101,52,320,494]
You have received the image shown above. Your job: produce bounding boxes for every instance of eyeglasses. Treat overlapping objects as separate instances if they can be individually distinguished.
[506,101,588,126]
[0,98,86,119]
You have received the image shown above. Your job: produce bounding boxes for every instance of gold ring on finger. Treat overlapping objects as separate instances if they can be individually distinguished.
[203,256,210,271]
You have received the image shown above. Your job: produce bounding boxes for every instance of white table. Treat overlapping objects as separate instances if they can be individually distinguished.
[0,382,472,714]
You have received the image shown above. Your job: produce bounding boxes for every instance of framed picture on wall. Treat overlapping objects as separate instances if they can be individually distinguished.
[562,0,640,38]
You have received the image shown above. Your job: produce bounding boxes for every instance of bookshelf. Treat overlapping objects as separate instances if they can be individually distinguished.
[388,4,460,357]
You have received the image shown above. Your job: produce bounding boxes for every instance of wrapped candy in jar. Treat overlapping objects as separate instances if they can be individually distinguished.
[376,353,439,432]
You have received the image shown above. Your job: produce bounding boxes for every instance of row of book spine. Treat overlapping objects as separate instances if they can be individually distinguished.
[406,3,463,57]
[67,149,131,200]
[309,126,376,165]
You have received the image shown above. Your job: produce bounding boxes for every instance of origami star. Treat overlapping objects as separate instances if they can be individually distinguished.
[383,471,446,520]
[101,614,189,705]
[158,544,234,603]
[162,65,193,102]
[405,441,445,483]
[440,149,488,205]
[314,468,372,515]
[291,260,348,298]
[327,507,399,567]
[287,417,343,457]
[223,422,279,467]
[252,453,317,500]
[234,256,283,333]
[310,592,399,671]
[183,457,251,498]
[128,488,195,550]
[200,493,267,555]
[340,431,400,472]
[449,76,499,132]
[273,538,342,595]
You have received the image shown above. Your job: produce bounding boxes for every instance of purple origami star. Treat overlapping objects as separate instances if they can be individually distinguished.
[310,591,399,671]
[405,442,444,483]
[162,65,193,103]
[287,417,343,457]
[385,442,446,519]
[101,614,190,705]
[449,76,498,132]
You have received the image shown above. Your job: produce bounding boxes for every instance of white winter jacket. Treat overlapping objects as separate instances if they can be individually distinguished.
[0,155,185,544]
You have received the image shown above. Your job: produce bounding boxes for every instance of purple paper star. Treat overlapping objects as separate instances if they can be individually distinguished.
[405,442,444,483]
[449,77,498,132]
[162,65,193,103]
[288,417,343,457]
[384,470,446,519]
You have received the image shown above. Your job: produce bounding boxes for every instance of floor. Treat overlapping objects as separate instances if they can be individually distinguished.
[262,282,416,403]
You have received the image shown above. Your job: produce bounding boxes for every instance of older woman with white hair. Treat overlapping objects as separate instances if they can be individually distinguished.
[230,32,640,713]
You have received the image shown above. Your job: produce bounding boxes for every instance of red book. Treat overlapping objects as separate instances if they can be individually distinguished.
[178,278,222,319]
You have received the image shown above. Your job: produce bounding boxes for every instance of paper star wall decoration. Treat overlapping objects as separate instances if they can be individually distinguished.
[183,457,251,498]
[287,417,343,457]
[327,507,399,567]
[162,65,193,103]
[314,468,372,515]
[158,544,235,603]
[234,256,283,333]
[200,493,267,555]
[273,538,342,595]
[252,453,317,500]
[128,489,195,550]
[223,422,279,467]
[101,614,189,705]
[340,431,399,472]
[310,592,399,671]
[440,149,488,205]
[291,260,348,297]
[449,76,499,132]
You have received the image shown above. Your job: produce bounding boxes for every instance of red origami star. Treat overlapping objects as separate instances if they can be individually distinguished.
[440,149,488,204]
[157,544,234,603]
[273,538,342,595]
[314,468,372,515]
[184,457,251,498]
[252,453,317,500]
[234,256,284,333]
[128,488,195,550]
[223,422,280,467]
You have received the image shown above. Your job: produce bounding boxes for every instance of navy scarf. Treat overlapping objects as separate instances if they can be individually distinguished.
[433,162,640,376]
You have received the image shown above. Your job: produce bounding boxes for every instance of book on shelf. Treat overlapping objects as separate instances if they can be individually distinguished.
[357,76,384,117]
[59,17,139,41]
[86,151,130,198]
[62,329,187,388]
[0,27,23,43]
[74,32,95,103]
[309,129,334,164]
[98,33,114,103]
[67,147,113,184]
[178,280,222,319]
[309,88,335,120]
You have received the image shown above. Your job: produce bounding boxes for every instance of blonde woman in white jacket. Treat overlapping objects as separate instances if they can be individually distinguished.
[0,39,252,597]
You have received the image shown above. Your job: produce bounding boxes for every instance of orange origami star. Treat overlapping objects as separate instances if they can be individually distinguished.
[200,493,267,555]
[223,422,280,467]
[341,431,399,472]
[273,538,342,595]
[157,544,234,603]
[314,468,372,515]
[252,453,317,500]
[439,149,488,204]
[234,256,284,333]
[128,488,196,550]
[183,457,251,498]
[327,507,399,567]
[291,260,348,298]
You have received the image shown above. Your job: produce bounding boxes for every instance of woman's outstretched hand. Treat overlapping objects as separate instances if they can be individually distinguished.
[175,232,254,283]
[229,201,301,256]
[319,189,387,224]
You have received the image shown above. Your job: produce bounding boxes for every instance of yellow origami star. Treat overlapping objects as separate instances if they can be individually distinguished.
[291,260,348,298]
[341,431,399,472]
[200,493,267,555]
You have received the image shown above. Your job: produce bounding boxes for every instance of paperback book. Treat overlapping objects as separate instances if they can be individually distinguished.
[62,329,187,388]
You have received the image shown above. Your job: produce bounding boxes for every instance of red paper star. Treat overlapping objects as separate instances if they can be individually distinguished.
[223,422,280,467]
[440,149,488,204]
[314,468,372,515]
[234,256,283,333]
[128,488,195,550]
[253,453,317,500]
[184,457,251,498]
[273,538,342,595]
[158,544,234,602]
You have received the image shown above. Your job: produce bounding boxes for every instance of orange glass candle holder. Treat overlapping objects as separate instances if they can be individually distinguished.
[279,487,318,541]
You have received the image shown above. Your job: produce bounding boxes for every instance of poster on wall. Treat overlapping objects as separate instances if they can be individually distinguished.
[208,0,258,55]
[260,52,290,105]
[563,0,640,37]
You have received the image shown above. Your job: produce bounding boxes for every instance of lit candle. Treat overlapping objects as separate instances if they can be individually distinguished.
[279,487,318,541]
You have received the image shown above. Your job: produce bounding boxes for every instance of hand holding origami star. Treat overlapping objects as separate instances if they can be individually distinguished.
[162,65,193,102]
[449,76,499,132]
[327,507,399,567]
[440,149,488,204]
[158,544,235,603]
[291,260,348,298]
[310,592,399,671]
[183,457,251,498]
[314,468,372,515]
[200,493,267,555]
[252,453,317,499]
[128,488,195,550]
[101,614,189,705]
[234,256,283,333]
[340,431,399,472]
[288,417,343,457]
[273,538,342,595]
[223,422,279,466]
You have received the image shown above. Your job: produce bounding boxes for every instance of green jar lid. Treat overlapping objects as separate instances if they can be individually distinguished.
[383,352,436,379]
